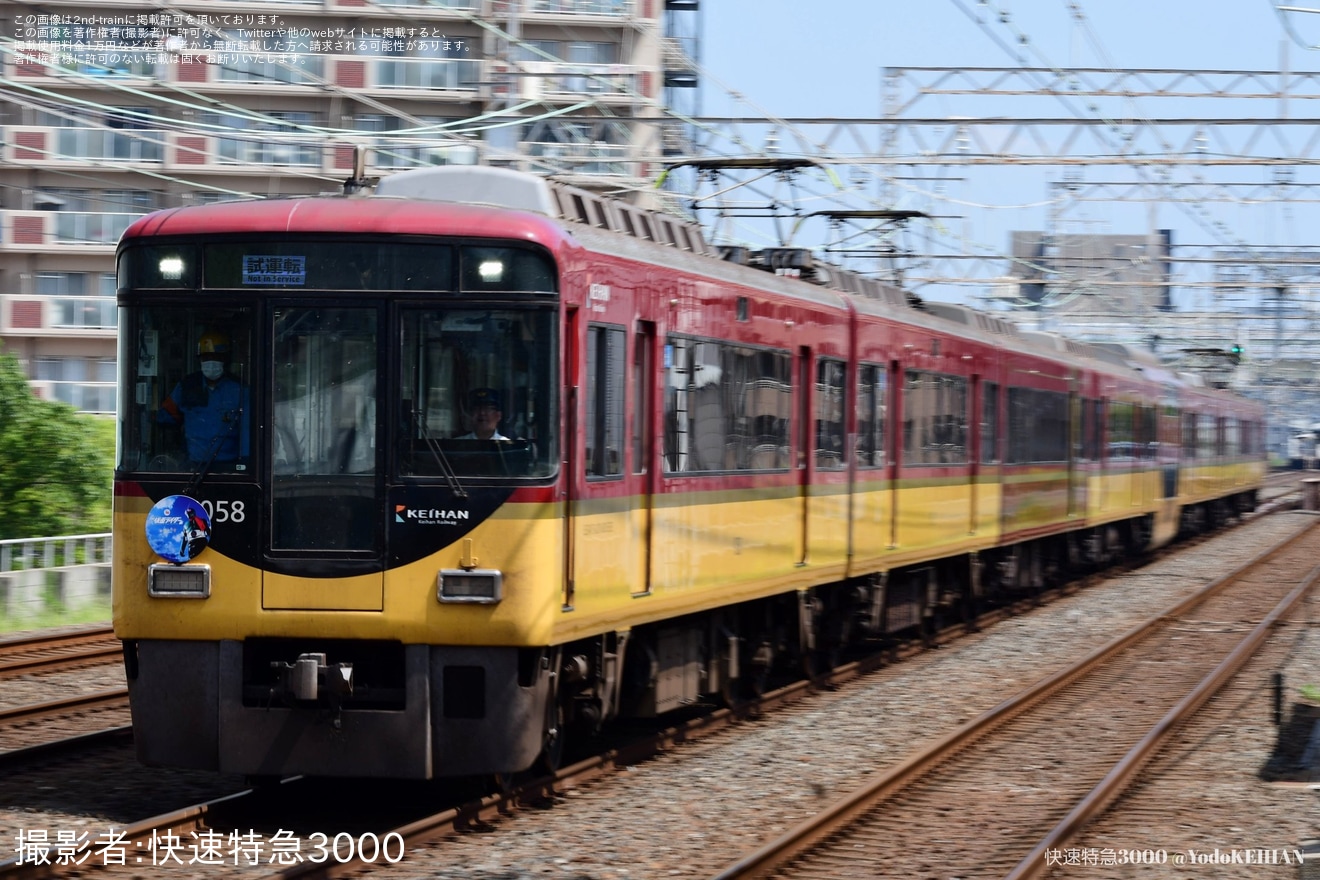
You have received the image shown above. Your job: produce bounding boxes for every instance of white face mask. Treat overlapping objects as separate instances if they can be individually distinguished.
[200,361,224,381]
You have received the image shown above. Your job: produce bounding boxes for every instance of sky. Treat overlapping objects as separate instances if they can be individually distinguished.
[700,1,1303,117]
[690,0,1320,308]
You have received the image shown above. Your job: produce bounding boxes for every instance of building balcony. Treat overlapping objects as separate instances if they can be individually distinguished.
[519,61,642,102]
[368,57,483,92]
[0,211,142,254]
[354,0,478,7]
[28,380,117,414]
[523,141,634,176]
[500,0,635,17]
[1,293,117,337]
[172,56,485,96]
[3,126,165,167]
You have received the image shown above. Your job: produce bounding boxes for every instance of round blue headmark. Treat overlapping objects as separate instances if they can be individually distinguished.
[145,495,212,564]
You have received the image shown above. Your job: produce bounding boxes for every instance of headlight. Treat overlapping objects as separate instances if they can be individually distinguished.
[148,563,211,598]
[437,569,502,604]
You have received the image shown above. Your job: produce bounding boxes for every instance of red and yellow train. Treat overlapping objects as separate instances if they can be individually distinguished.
[112,166,1265,779]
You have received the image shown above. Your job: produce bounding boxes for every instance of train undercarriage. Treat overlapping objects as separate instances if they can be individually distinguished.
[542,489,1259,771]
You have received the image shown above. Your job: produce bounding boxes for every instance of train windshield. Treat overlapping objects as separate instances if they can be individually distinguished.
[398,307,557,479]
[117,305,255,475]
[118,303,558,480]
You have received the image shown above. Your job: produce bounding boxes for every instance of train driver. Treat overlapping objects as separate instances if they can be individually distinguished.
[158,332,250,467]
[456,387,509,440]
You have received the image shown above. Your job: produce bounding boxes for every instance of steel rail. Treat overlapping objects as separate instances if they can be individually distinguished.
[0,788,255,879]
[0,689,128,725]
[1006,562,1320,880]
[0,726,132,774]
[708,515,1319,880]
[0,627,120,679]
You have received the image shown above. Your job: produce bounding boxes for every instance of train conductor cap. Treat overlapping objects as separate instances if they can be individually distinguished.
[469,387,501,410]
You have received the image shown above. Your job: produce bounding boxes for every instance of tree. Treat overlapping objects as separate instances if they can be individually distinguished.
[0,348,112,539]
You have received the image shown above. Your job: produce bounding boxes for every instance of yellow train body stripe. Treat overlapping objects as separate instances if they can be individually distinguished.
[115,498,564,646]
[116,459,1261,647]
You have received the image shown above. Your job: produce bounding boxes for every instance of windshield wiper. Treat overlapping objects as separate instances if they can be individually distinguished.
[183,407,243,497]
[413,409,467,499]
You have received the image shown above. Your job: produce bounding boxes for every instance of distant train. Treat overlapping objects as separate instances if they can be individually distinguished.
[113,166,1266,780]
[1286,425,1320,469]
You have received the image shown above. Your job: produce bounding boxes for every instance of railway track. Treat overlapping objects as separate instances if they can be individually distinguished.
[709,518,1320,879]
[0,689,130,767]
[266,515,1320,879]
[0,627,128,767]
[0,627,119,679]
[0,507,1307,878]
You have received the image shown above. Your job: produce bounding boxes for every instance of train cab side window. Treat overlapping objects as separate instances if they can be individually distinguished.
[815,358,846,470]
[856,364,887,468]
[585,324,625,478]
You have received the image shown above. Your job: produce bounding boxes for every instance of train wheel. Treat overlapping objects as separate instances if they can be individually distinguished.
[491,771,518,802]
[537,698,567,774]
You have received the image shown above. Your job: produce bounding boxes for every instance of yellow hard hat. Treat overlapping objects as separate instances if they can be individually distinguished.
[197,333,230,357]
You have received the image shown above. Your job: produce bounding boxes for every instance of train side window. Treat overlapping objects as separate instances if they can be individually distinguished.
[1137,404,1158,460]
[814,358,846,470]
[856,363,886,468]
[1198,413,1215,459]
[1107,401,1135,461]
[1091,399,1105,461]
[903,370,967,466]
[663,335,790,473]
[585,324,625,478]
[1009,386,1068,463]
[980,382,1000,464]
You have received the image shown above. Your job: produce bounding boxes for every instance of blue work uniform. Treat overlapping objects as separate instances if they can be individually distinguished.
[159,373,249,464]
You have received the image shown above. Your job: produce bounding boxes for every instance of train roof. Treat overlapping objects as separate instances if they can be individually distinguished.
[120,166,1252,403]
[119,189,573,249]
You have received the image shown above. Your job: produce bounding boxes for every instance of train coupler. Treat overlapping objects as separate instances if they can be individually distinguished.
[269,652,355,705]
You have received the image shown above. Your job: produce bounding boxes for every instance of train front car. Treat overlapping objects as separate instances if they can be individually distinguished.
[113,175,565,779]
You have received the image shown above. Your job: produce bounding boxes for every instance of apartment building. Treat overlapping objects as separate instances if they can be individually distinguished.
[0,0,700,412]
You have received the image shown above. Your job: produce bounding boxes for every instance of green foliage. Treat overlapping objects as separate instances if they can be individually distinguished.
[1301,684,1320,704]
[0,348,113,539]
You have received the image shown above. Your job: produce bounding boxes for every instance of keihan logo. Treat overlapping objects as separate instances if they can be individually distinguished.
[396,505,470,523]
